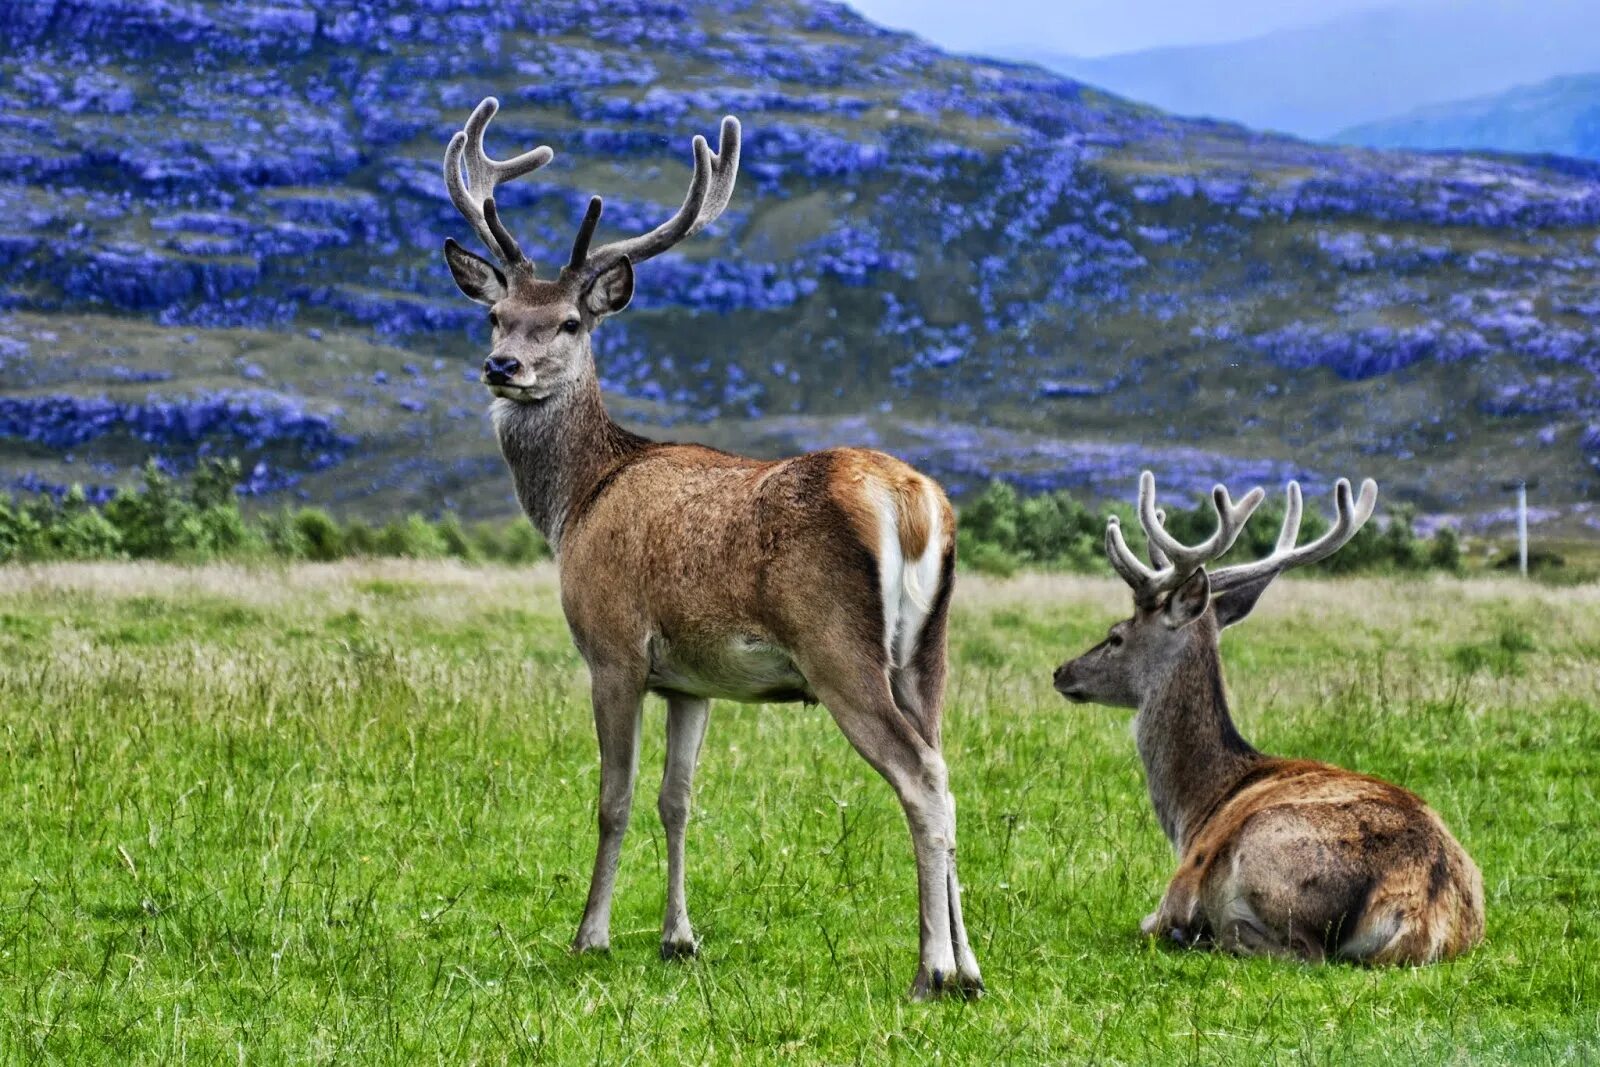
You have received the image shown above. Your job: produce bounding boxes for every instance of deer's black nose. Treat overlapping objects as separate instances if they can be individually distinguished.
[483,355,521,384]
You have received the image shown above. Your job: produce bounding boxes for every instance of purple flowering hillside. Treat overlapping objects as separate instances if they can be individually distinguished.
[1,0,1597,529]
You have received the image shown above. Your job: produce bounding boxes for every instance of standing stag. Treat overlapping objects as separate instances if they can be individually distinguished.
[439,99,982,998]
[1054,472,1483,964]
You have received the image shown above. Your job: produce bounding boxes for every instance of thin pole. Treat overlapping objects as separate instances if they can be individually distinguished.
[1517,480,1528,579]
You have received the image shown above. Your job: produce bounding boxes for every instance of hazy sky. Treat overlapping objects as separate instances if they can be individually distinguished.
[845,0,1388,57]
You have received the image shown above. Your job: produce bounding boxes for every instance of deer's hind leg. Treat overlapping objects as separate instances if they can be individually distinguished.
[802,636,963,1000]
[1197,844,1324,961]
[891,611,982,994]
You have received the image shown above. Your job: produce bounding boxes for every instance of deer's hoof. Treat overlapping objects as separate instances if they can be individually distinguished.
[659,938,699,961]
[908,966,953,1004]
[571,932,611,955]
[950,973,985,1000]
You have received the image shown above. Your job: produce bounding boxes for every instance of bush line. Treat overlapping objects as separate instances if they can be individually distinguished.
[0,460,1463,574]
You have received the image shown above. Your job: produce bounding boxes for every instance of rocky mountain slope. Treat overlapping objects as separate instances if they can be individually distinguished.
[2,0,1598,531]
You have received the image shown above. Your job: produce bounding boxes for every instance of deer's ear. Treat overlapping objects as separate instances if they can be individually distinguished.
[1162,568,1211,629]
[583,256,634,319]
[1212,572,1274,629]
[444,239,507,306]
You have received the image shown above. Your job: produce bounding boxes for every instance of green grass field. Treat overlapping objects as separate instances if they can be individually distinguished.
[0,563,1594,1063]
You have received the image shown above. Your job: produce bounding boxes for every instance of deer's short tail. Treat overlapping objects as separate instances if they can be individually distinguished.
[871,472,951,670]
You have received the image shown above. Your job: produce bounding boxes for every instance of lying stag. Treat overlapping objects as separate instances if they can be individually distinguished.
[439,99,981,998]
[1054,472,1483,964]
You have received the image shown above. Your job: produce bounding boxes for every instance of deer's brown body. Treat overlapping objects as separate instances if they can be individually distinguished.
[1158,756,1483,963]
[1056,473,1483,965]
[442,100,980,998]
[526,399,955,713]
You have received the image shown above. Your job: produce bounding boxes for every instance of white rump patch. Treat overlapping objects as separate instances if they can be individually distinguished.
[870,482,943,668]
[871,485,903,665]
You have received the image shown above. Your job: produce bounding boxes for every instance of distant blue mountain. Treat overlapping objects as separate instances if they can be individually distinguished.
[1017,0,1600,139]
[1336,73,1600,161]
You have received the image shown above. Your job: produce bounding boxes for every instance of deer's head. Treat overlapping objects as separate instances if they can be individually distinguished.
[441,98,740,402]
[1054,471,1377,708]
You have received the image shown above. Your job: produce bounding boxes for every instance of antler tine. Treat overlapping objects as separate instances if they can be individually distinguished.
[483,199,523,267]
[1212,478,1379,592]
[1148,508,1172,568]
[576,115,741,279]
[567,196,603,272]
[687,115,742,236]
[1105,516,1160,596]
[1276,481,1304,553]
[1139,472,1265,577]
[443,97,553,270]
[1103,472,1264,606]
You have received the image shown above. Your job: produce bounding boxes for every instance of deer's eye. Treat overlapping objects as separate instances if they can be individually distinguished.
[1108,633,1124,649]
[487,310,500,329]
[560,317,581,334]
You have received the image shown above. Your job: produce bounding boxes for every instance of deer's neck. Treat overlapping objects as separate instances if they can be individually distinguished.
[490,374,649,552]
[1135,631,1262,854]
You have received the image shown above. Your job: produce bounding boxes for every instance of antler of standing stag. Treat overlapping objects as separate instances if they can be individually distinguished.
[443,97,741,283]
[443,97,553,271]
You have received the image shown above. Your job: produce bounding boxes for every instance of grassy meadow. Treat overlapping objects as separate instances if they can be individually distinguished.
[0,562,1594,1063]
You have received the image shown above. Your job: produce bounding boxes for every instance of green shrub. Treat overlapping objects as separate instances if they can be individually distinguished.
[0,496,43,562]
[255,509,297,559]
[1380,505,1425,571]
[207,505,258,556]
[435,513,478,561]
[190,458,242,511]
[342,519,380,558]
[960,481,1020,555]
[498,521,550,564]
[293,508,345,562]
[469,522,507,561]
[377,515,449,559]
[38,486,123,559]
[1015,491,1100,567]
[1428,526,1462,573]
[957,531,1018,577]
[103,461,187,557]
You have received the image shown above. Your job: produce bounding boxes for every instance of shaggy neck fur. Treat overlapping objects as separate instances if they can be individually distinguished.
[490,357,649,551]
[1135,616,1262,853]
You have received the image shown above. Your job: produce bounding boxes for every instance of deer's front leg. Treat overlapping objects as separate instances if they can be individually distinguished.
[658,694,710,959]
[572,669,645,954]
[1143,865,1205,946]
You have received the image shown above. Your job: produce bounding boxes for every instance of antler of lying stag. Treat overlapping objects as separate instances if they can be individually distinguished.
[562,115,741,283]
[443,97,553,271]
[1105,471,1265,606]
[1209,478,1378,592]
